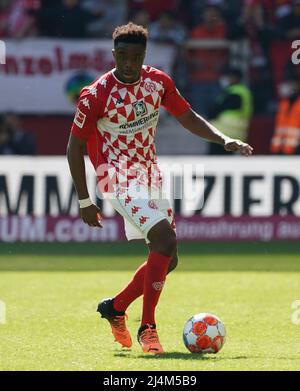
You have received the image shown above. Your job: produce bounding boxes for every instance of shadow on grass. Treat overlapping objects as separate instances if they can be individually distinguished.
[114,351,300,361]
[129,353,300,362]
[114,352,250,361]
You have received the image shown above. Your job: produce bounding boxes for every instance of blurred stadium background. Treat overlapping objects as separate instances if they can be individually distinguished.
[1,0,300,372]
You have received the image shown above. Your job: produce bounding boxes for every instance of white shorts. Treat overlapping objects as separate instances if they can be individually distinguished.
[103,180,175,243]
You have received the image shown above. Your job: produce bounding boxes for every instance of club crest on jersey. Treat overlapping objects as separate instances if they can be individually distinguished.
[133,100,148,118]
[74,108,86,129]
[144,81,157,93]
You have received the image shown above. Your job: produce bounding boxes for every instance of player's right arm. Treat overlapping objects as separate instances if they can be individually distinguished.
[67,134,101,227]
[67,83,102,227]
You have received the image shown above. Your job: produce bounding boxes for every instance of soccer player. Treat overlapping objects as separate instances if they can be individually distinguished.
[67,23,253,354]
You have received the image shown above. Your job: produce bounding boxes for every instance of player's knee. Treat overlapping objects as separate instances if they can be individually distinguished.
[155,229,177,257]
[163,231,177,256]
[148,220,177,256]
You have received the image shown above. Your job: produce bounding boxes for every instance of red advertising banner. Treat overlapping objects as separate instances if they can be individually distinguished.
[0,39,175,114]
[175,215,300,241]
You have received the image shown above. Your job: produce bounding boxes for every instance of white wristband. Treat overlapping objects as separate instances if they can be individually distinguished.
[79,197,93,208]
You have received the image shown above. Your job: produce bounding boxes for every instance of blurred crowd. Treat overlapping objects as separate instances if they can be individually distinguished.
[0,0,300,155]
[0,113,36,155]
[1,0,300,41]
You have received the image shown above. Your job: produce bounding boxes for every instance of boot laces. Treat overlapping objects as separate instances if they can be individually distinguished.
[140,327,159,343]
[111,314,128,333]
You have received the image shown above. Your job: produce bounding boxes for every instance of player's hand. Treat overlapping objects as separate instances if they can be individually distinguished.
[80,204,103,228]
[224,139,253,156]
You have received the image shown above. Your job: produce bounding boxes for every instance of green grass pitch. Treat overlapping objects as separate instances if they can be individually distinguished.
[0,241,300,371]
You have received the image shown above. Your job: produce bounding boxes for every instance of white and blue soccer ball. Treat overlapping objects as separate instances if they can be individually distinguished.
[183,313,226,353]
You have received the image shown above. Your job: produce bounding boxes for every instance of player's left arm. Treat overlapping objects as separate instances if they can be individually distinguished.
[175,108,253,156]
[160,71,253,156]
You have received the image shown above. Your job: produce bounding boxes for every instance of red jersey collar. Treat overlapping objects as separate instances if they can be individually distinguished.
[111,69,142,86]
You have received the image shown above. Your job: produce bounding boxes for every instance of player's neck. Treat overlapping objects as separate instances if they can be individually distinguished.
[113,69,141,85]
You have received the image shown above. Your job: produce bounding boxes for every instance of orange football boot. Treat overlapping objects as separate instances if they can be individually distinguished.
[138,324,164,354]
[97,298,132,348]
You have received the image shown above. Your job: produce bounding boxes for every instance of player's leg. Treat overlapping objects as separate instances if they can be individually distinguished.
[98,184,176,350]
[138,219,177,354]
[98,244,177,351]
[97,298,133,348]
[98,248,177,350]
[112,246,178,313]
[103,192,177,314]
[149,243,178,273]
[96,197,139,348]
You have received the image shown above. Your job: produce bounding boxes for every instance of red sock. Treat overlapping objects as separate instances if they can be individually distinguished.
[141,251,171,326]
[113,261,147,312]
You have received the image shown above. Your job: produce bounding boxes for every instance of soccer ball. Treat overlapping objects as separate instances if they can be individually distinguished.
[183,313,226,354]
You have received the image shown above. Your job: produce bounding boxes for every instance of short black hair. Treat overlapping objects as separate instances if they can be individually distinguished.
[113,22,148,48]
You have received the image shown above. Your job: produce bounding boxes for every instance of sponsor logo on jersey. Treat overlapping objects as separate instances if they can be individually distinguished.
[119,110,159,131]
[133,100,148,118]
[125,195,132,205]
[116,97,124,105]
[81,98,90,109]
[100,78,107,88]
[74,108,86,129]
[131,206,141,216]
[139,215,149,226]
[88,86,97,97]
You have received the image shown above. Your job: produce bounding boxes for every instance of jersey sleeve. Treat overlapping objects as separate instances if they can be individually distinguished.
[161,73,191,116]
[70,83,102,141]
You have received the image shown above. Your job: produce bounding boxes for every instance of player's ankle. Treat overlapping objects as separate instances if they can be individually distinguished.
[98,298,125,317]
[112,298,127,315]
[111,298,126,316]
[138,323,156,335]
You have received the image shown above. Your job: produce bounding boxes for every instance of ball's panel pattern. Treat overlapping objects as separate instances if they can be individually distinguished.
[186,330,197,345]
[211,336,224,353]
[204,315,218,326]
[217,321,226,337]
[183,313,226,354]
[196,335,211,350]
[202,346,214,354]
[193,313,208,322]
[184,319,193,334]
[183,332,189,347]
[188,344,202,353]
[192,321,207,335]
[205,324,219,339]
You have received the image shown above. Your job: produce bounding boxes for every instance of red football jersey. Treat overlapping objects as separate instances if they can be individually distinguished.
[71,65,190,192]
